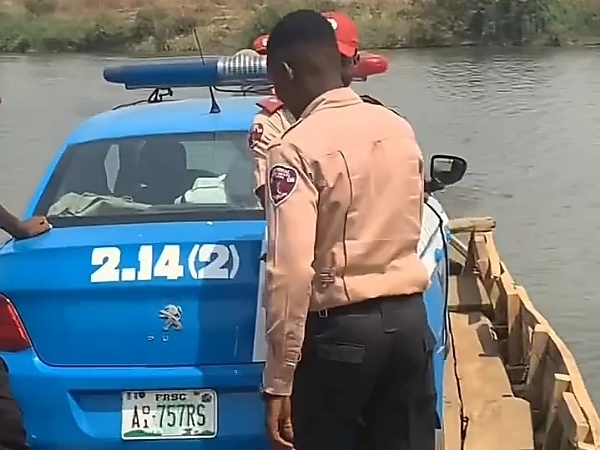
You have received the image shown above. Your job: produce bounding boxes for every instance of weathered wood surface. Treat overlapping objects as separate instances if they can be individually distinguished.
[445,218,600,449]
[443,334,463,450]
[445,286,534,449]
[448,216,496,234]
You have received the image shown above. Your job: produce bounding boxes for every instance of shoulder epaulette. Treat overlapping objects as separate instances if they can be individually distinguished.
[257,97,285,114]
[360,94,406,119]
[360,94,386,106]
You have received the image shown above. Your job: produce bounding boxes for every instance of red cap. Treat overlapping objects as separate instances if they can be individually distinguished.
[253,34,269,55]
[253,11,359,57]
[322,11,359,57]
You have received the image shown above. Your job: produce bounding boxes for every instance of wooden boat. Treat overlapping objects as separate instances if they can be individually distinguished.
[443,217,600,450]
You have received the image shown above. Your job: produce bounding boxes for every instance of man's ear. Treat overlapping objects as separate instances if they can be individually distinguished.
[282,61,294,80]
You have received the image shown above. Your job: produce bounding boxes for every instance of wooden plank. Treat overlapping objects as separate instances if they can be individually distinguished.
[472,233,490,278]
[443,332,462,450]
[484,233,502,279]
[516,287,600,445]
[506,275,524,366]
[541,374,571,450]
[525,324,551,411]
[449,235,469,259]
[451,311,512,399]
[557,392,589,446]
[506,364,527,385]
[544,412,565,450]
[462,398,534,450]
[448,273,492,313]
[449,310,534,450]
[450,311,513,408]
[506,291,523,365]
[448,216,496,234]
[464,232,477,274]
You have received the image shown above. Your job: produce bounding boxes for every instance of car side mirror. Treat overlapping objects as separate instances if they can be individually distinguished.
[428,155,467,192]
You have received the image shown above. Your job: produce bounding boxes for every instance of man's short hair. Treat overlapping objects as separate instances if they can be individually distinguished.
[266,9,339,60]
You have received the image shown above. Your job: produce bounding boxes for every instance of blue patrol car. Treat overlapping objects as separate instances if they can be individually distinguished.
[0,54,466,450]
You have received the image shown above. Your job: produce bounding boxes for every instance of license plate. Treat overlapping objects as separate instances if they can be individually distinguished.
[121,389,217,440]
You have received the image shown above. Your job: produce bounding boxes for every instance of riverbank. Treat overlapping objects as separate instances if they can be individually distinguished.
[0,0,600,54]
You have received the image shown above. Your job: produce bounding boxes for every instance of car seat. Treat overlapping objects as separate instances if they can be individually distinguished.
[56,143,111,198]
[134,139,189,205]
[224,155,258,208]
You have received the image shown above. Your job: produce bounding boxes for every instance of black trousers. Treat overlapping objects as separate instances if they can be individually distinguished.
[0,359,28,450]
[291,294,437,450]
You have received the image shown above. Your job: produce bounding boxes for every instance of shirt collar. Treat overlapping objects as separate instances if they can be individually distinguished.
[299,87,362,120]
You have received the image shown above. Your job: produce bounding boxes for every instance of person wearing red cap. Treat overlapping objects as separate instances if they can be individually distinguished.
[261,9,435,450]
[253,11,360,86]
[249,11,360,206]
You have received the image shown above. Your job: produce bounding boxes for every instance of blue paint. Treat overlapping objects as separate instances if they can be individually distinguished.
[0,222,265,367]
[423,264,447,422]
[66,97,261,146]
[444,226,452,243]
[0,59,452,449]
[3,350,268,450]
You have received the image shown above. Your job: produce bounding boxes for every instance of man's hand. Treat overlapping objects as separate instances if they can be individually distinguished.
[255,185,266,209]
[265,394,294,450]
[13,216,51,240]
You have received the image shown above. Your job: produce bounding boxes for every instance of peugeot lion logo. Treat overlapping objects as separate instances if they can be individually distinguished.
[159,304,183,331]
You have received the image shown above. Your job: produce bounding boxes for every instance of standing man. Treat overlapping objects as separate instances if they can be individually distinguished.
[249,11,360,206]
[261,9,436,450]
[0,205,50,450]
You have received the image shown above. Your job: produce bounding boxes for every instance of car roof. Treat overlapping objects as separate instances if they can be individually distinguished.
[65,96,264,145]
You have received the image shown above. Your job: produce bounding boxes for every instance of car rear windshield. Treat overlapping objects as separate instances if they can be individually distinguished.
[35,132,263,226]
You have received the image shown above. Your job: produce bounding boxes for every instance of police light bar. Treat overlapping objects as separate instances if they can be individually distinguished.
[103,54,269,90]
[355,52,389,79]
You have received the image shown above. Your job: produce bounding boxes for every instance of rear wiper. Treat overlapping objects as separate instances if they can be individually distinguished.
[144,204,242,213]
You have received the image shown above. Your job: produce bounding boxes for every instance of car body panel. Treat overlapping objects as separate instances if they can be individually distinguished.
[0,222,265,367]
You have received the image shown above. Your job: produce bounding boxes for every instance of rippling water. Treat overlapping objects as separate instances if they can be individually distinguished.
[1,48,600,403]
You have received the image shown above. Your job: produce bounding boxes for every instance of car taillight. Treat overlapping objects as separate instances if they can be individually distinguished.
[0,294,31,351]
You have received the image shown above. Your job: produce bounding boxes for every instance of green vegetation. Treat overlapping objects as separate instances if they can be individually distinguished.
[0,0,599,54]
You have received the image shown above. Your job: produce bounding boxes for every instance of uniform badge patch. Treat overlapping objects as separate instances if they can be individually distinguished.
[249,123,264,148]
[269,164,298,206]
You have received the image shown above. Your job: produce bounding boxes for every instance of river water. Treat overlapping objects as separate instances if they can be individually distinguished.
[1,48,600,403]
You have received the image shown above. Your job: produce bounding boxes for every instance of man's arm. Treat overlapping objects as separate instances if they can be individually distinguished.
[263,142,318,397]
[249,108,291,206]
[0,204,51,239]
[0,204,24,237]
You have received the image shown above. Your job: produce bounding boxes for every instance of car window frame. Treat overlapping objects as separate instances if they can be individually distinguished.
[34,132,264,227]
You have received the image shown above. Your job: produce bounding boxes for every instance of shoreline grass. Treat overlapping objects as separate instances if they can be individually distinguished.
[0,0,599,54]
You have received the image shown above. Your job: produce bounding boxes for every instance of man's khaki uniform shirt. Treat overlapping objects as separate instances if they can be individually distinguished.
[262,87,430,396]
[249,97,295,190]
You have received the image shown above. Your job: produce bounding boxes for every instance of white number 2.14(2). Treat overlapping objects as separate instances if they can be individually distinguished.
[90,244,239,283]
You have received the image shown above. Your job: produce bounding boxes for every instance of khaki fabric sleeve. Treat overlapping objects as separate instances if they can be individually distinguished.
[249,111,289,190]
[262,142,318,396]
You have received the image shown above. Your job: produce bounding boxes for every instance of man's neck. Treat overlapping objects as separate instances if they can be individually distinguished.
[296,78,345,118]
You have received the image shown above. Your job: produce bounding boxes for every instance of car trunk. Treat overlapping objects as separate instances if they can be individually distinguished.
[0,220,266,367]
